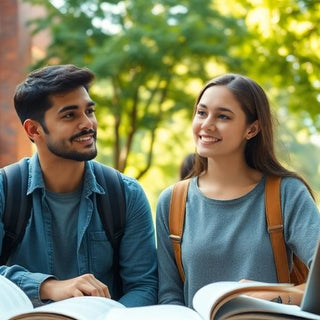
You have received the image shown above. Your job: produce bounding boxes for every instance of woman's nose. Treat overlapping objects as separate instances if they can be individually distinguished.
[202,116,216,131]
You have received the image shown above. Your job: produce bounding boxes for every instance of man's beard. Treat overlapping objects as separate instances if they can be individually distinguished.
[47,130,98,161]
[48,144,97,161]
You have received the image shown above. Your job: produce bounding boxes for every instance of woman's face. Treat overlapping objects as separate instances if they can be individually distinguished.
[192,85,258,160]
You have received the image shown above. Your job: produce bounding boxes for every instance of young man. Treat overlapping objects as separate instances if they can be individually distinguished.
[0,64,157,307]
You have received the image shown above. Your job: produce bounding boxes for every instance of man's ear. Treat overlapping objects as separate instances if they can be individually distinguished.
[23,119,42,142]
[246,120,260,140]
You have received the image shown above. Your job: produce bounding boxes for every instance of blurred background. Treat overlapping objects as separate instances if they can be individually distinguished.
[1,0,320,216]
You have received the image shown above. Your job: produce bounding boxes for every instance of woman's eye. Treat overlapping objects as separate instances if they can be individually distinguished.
[197,110,206,117]
[218,114,230,120]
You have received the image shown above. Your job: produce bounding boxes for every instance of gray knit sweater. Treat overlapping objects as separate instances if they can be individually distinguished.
[156,175,320,307]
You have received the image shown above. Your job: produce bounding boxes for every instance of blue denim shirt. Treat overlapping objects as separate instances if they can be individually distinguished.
[0,153,158,307]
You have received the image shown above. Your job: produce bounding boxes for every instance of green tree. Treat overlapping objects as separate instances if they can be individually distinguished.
[223,0,320,130]
[25,0,248,176]
[23,0,320,204]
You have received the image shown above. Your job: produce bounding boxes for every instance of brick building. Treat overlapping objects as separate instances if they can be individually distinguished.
[0,0,48,167]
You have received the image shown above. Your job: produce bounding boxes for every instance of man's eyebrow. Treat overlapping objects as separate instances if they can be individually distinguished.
[58,101,95,114]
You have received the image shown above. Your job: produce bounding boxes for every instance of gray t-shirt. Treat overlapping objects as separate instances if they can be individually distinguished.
[45,188,81,279]
[156,175,320,307]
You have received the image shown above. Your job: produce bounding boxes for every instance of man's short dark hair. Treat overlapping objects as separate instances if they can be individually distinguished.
[14,64,95,125]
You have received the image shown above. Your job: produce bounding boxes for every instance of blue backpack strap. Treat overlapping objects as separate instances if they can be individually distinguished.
[93,161,126,300]
[0,159,31,265]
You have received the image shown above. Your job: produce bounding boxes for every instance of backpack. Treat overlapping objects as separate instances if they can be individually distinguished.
[0,158,126,299]
[169,176,309,285]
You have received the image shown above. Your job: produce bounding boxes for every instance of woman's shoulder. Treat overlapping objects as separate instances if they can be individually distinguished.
[157,184,174,206]
[280,175,310,192]
[278,175,315,206]
[156,178,196,212]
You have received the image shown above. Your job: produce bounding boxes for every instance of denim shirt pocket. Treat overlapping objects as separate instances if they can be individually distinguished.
[88,231,113,282]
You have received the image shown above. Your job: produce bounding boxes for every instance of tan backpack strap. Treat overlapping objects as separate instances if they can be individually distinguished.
[169,179,190,282]
[265,175,291,283]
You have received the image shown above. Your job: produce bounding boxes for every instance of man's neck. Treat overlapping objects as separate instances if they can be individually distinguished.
[39,156,86,193]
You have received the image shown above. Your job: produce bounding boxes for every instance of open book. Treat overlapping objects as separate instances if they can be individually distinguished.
[3,236,320,320]
[1,276,320,320]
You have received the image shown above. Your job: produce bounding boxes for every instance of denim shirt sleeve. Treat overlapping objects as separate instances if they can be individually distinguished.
[117,175,158,307]
[0,159,158,307]
[0,265,54,306]
[0,160,55,307]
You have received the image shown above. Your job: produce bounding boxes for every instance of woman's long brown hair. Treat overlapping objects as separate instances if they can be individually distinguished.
[186,73,314,198]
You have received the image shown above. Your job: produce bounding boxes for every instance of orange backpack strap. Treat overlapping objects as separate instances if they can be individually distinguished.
[169,179,190,282]
[265,175,291,283]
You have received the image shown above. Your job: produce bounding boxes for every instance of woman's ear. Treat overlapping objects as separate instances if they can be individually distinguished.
[246,120,260,140]
[23,119,41,142]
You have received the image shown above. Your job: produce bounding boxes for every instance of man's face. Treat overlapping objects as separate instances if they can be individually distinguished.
[41,86,98,161]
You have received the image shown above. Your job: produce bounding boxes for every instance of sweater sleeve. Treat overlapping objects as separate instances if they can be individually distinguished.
[156,185,185,305]
[281,177,320,268]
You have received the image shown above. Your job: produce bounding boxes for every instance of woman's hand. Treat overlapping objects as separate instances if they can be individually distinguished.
[239,279,305,305]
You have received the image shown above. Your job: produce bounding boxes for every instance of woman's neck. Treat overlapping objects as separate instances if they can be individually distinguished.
[198,158,263,200]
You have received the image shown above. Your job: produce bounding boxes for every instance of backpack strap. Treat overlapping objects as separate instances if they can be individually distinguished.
[169,179,190,283]
[0,159,32,265]
[265,175,291,283]
[93,162,126,300]
[0,160,126,299]
[169,175,307,284]
[265,175,308,284]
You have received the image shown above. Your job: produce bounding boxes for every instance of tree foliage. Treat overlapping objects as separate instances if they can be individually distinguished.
[24,0,320,200]
[229,0,320,130]
[24,0,249,175]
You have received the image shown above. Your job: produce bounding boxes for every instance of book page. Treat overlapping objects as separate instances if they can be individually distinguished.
[8,314,75,320]
[192,281,297,320]
[213,295,320,320]
[7,297,124,320]
[106,304,203,320]
[0,275,34,319]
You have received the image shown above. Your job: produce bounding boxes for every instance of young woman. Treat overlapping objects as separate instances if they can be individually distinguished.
[156,73,320,308]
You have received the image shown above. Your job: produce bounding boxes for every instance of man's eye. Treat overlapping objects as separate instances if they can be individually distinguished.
[87,108,96,115]
[63,113,74,119]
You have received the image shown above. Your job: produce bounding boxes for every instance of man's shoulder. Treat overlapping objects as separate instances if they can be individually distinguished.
[1,157,31,169]
[89,161,141,192]
[88,161,149,211]
[0,157,32,187]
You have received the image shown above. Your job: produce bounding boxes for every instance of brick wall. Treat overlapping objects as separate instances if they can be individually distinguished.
[0,0,32,167]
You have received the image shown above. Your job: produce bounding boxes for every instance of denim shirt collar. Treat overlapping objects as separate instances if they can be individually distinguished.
[27,153,104,197]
